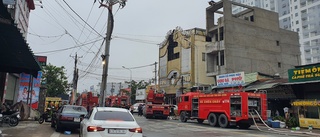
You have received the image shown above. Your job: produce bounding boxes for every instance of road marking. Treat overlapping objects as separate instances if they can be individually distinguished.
[50,132,60,137]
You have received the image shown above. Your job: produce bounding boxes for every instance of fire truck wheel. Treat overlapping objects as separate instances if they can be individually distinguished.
[197,119,204,124]
[208,113,217,126]
[218,114,229,128]
[180,111,187,122]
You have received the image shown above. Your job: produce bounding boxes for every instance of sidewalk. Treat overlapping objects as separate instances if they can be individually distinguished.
[255,123,320,137]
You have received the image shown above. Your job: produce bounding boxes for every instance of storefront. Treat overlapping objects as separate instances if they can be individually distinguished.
[292,100,320,129]
[0,1,41,103]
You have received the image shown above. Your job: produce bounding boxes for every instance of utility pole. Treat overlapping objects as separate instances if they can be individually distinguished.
[154,62,157,91]
[70,53,82,105]
[98,0,127,107]
[119,82,122,95]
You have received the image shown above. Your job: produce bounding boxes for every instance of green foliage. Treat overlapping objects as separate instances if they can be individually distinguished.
[124,80,150,103]
[286,117,299,127]
[272,116,285,122]
[41,63,68,97]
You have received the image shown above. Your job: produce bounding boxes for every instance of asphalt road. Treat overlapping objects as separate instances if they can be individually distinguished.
[0,114,318,137]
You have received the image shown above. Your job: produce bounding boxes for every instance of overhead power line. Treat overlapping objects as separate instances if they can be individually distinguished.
[62,0,104,37]
[34,38,104,54]
[28,32,67,38]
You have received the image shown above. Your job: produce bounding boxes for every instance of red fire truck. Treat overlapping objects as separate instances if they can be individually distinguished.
[178,90,267,129]
[144,89,171,119]
[76,92,99,111]
[105,95,129,107]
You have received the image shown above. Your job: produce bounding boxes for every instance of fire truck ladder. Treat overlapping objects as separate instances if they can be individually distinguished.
[191,98,199,117]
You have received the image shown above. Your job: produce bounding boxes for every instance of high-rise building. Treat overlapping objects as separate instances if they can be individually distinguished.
[231,0,320,65]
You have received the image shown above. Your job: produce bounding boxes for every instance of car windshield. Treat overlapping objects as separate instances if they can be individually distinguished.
[62,106,87,114]
[94,111,134,121]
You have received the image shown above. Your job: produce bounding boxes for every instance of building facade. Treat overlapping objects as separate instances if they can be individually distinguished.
[231,0,320,65]
[1,0,37,104]
[159,27,215,104]
[206,0,300,84]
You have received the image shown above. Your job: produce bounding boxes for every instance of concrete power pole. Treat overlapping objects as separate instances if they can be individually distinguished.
[70,53,82,105]
[154,62,157,91]
[98,0,127,107]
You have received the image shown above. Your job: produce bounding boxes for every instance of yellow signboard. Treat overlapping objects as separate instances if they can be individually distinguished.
[292,100,320,107]
[299,118,320,129]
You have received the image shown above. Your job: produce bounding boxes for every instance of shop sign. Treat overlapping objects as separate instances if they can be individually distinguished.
[299,118,320,129]
[292,100,320,107]
[216,72,245,87]
[35,56,47,66]
[288,64,320,82]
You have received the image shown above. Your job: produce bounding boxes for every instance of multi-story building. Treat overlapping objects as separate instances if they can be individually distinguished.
[159,27,215,104]
[205,0,300,83]
[231,0,320,65]
[0,0,39,104]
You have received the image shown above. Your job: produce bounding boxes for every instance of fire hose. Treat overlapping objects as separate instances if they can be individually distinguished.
[250,109,320,136]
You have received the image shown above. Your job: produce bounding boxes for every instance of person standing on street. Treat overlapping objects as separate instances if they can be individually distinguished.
[138,104,143,116]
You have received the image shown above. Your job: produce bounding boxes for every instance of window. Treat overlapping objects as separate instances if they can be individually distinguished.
[278,62,281,68]
[250,15,254,22]
[295,13,298,17]
[306,58,312,63]
[184,96,189,102]
[62,106,87,114]
[295,5,298,9]
[296,20,299,24]
[220,51,225,66]
[305,49,311,54]
[312,48,319,54]
[276,40,280,46]
[94,111,134,121]
[202,53,206,61]
[206,36,212,42]
[296,28,300,32]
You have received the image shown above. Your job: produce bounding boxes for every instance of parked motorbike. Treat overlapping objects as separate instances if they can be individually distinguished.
[0,103,20,127]
[38,107,54,124]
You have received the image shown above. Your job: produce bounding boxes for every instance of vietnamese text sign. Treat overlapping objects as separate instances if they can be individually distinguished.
[288,64,320,82]
[299,118,320,129]
[292,100,320,107]
[216,72,245,87]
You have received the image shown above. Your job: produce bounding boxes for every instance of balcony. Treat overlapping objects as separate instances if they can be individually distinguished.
[206,41,225,54]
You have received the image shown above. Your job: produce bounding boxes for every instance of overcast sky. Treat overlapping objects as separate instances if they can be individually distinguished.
[27,0,214,92]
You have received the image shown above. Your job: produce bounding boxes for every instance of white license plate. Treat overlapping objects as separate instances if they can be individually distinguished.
[74,118,80,122]
[108,129,127,134]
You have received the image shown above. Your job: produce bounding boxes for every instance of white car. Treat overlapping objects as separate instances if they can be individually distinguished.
[80,107,143,137]
[132,103,144,113]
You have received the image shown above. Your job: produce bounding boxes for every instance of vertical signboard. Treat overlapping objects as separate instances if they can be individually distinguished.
[17,72,42,109]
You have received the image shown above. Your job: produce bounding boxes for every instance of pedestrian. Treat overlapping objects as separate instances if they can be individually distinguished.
[129,104,134,114]
[138,104,143,116]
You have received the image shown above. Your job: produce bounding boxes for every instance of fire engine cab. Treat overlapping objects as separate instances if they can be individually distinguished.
[178,90,267,129]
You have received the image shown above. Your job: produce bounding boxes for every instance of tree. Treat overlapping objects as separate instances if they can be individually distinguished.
[124,80,150,103]
[41,63,68,97]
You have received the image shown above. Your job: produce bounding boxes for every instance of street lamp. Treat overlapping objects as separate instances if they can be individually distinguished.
[122,66,132,104]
